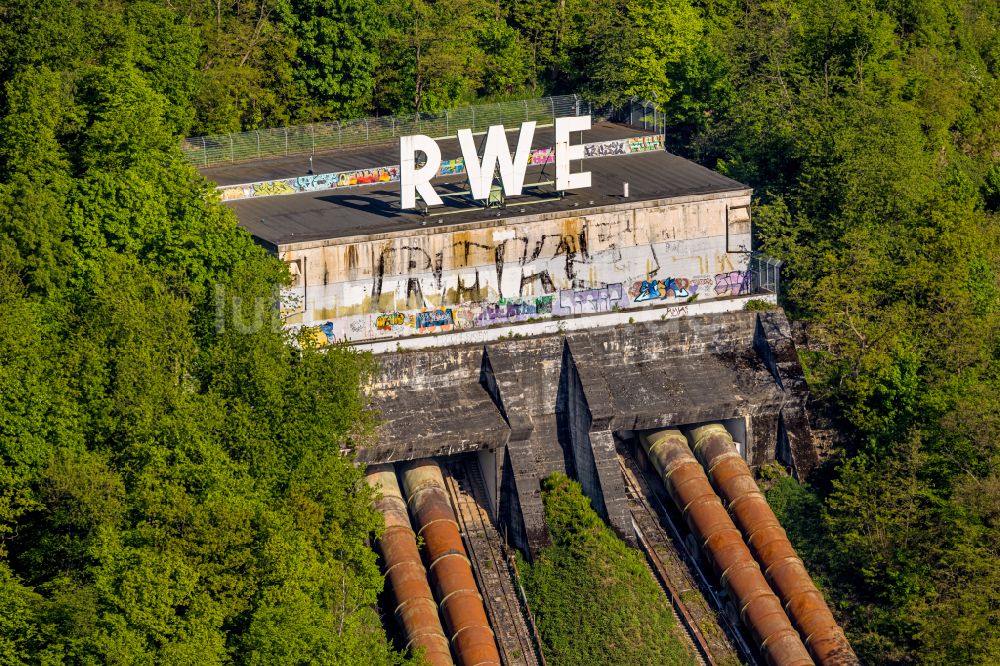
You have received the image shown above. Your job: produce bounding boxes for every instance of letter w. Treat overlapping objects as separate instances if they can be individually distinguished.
[458,122,536,200]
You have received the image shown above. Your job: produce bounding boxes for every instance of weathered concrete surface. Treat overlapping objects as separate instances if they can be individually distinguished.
[360,346,509,464]
[280,188,752,344]
[362,309,818,557]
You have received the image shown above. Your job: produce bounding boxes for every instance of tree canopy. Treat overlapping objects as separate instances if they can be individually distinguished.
[0,5,415,664]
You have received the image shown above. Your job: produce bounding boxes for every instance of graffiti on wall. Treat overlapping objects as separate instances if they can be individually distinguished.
[528,148,555,165]
[584,134,664,159]
[415,308,455,331]
[315,285,626,343]
[219,166,400,201]
[627,135,663,153]
[217,134,666,201]
[310,267,756,344]
[629,277,700,302]
[439,158,465,176]
[473,295,554,326]
[584,140,627,157]
[252,180,295,196]
[628,273,749,302]
[293,172,338,190]
[375,311,406,330]
[714,271,750,297]
[370,308,457,334]
[336,167,397,187]
[552,283,629,315]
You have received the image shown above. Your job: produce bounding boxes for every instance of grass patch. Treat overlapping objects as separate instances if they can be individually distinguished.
[518,474,696,666]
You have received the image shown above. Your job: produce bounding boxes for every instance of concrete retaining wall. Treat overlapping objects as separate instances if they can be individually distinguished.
[282,190,752,344]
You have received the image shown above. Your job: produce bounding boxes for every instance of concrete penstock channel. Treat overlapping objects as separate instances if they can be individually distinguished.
[615,446,744,666]
[640,430,814,666]
[370,456,544,666]
[441,458,544,666]
[690,425,858,666]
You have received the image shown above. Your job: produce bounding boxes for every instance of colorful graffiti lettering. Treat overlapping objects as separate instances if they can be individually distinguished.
[584,140,627,158]
[552,283,629,315]
[252,180,295,196]
[376,312,406,330]
[714,271,750,296]
[293,173,337,191]
[528,148,555,165]
[629,277,698,302]
[415,308,454,331]
[473,295,554,326]
[439,158,465,176]
[627,135,663,153]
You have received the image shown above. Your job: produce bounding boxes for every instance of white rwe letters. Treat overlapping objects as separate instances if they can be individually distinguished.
[554,115,591,191]
[400,115,592,209]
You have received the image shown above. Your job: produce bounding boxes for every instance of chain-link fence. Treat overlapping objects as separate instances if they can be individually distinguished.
[183,95,586,168]
[608,97,666,135]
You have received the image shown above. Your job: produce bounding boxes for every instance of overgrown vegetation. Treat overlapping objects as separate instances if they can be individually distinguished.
[519,474,695,666]
[0,5,413,664]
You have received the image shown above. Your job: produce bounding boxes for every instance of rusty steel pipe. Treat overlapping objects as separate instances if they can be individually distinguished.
[366,465,454,666]
[400,460,501,666]
[641,430,813,666]
[690,425,858,666]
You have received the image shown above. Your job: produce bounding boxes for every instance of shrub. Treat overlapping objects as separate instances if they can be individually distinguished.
[519,474,695,666]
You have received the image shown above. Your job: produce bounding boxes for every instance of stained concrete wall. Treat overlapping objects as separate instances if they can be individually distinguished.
[362,310,820,558]
[282,191,752,343]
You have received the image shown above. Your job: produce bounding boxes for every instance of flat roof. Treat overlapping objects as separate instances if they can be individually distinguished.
[209,123,747,248]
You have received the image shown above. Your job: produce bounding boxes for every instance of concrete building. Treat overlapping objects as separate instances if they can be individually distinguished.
[205,116,813,552]
[210,123,763,347]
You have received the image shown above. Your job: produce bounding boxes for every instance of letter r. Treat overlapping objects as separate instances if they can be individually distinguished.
[400,135,443,208]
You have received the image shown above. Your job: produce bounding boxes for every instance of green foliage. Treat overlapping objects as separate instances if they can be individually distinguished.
[281,0,386,119]
[0,13,411,663]
[520,474,695,666]
[743,298,779,311]
[586,0,703,107]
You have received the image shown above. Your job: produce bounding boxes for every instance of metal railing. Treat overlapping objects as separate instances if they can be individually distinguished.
[750,253,782,298]
[183,95,585,168]
[609,97,666,136]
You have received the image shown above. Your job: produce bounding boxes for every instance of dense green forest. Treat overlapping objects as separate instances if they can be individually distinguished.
[519,474,696,666]
[1,0,1000,663]
[0,2,414,663]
